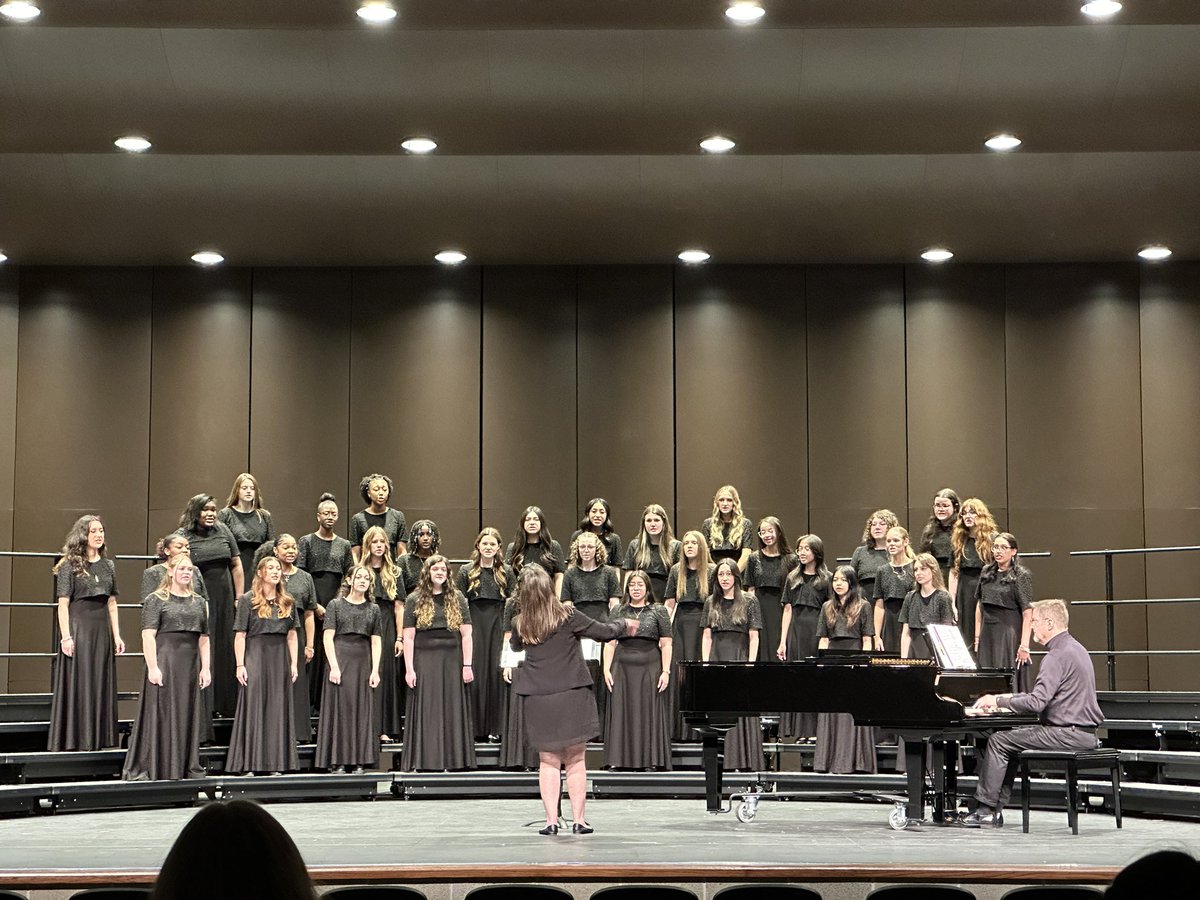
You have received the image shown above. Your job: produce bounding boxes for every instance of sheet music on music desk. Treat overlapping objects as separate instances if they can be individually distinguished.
[928,623,976,670]
[579,638,602,661]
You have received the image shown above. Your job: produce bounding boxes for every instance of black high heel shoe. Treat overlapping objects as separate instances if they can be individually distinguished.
[572,822,594,835]
[538,824,559,835]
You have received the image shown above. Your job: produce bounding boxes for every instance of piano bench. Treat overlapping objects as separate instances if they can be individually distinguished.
[1018,748,1122,835]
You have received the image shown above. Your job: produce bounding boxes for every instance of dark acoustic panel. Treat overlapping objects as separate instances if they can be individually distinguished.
[576,266,675,545]
[805,265,907,560]
[11,268,153,692]
[0,267,17,689]
[1004,264,1146,689]
[147,267,252,545]
[1139,264,1200,689]
[673,265,809,543]
[350,267,482,558]
[481,267,578,545]
[249,268,352,542]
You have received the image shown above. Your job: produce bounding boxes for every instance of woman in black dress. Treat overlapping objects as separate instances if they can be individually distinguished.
[976,532,1034,693]
[701,560,764,771]
[814,565,876,774]
[949,497,997,647]
[701,485,754,570]
[568,498,624,578]
[401,555,476,771]
[778,534,830,740]
[350,473,408,562]
[226,556,299,775]
[510,565,638,834]
[123,555,210,781]
[506,506,565,595]
[218,473,276,586]
[603,570,672,771]
[457,527,514,742]
[745,516,797,663]
[177,493,243,717]
[397,519,439,595]
[297,493,353,714]
[49,515,125,751]
[850,509,897,602]
[273,534,317,742]
[360,525,405,743]
[316,566,382,773]
[141,533,209,604]
[560,531,621,740]
[900,553,956,660]
[664,530,715,741]
[623,503,681,601]
[873,526,916,654]
[918,489,960,588]
[499,594,539,771]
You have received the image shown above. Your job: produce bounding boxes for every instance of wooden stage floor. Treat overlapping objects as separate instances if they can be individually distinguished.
[0,796,1193,898]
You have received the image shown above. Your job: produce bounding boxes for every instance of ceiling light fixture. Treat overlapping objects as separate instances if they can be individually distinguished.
[356,2,397,24]
[678,250,711,264]
[984,133,1022,152]
[725,2,766,24]
[0,251,8,264]
[401,137,438,154]
[1081,2,1123,19]
[1137,245,1172,261]
[191,250,225,266]
[0,2,41,22]
[435,250,467,265]
[921,248,954,263]
[114,136,152,153]
[700,136,737,154]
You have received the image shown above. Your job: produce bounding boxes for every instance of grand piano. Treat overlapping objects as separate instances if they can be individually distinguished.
[678,654,1037,827]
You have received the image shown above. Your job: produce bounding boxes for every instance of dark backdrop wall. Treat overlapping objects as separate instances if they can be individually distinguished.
[1,262,1197,694]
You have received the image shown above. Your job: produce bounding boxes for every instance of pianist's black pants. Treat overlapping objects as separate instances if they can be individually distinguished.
[975,724,1098,810]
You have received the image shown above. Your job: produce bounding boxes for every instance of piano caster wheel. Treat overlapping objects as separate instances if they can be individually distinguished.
[735,799,758,823]
[888,804,910,831]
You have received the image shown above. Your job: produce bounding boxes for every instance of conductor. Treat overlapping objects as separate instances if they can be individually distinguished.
[960,598,1104,828]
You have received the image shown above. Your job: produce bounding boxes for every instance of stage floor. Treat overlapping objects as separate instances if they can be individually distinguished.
[2,795,1195,898]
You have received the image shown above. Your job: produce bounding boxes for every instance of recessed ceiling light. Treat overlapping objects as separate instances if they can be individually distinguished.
[356,2,397,23]
[191,250,224,266]
[435,250,467,265]
[678,250,711,264]
[1081,1,1122,19]
[0,2,41,22]
[921,248,954,263]
[700,136,737,154]
[0,251,8,264]
[401,137,438,154]
[114,136,152,153]
[984,133,1022,152]
[725,2,766,24]
[1137,245,1172,261]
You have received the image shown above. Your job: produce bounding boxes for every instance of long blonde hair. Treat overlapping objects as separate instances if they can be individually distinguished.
[632,503,677,571]
[224,472,269,520]
[361,525,401,600]
[951,498,997,572]
[886,526,917,563]
[707,485,749,548]
[154,554,199,600]
[512,565,569,645]
[464,527,509,597]
[671,530,713,601]
[411,555,464,631]
[251,557,295,619]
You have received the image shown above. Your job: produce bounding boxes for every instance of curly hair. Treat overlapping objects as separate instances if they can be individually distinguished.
[951,498,997,572]
[859,509,899,545]
[408,519,441,556]
[358,473,394,505]
[411,555,464,631]
[568,531,609,567]
[53,515,105,578]
[708,485,749,549]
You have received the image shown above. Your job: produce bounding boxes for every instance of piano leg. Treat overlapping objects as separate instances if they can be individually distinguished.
[701,732,726,813]
[931,739,959,823]
[904,740,926,822]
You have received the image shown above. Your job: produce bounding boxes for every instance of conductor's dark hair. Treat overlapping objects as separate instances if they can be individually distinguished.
[578,498,615,536]
[358,473,393,505]
[151,799,315,900]
[178,494,217,533]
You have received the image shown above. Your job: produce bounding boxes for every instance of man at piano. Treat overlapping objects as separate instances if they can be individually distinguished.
[959,598,1104,828]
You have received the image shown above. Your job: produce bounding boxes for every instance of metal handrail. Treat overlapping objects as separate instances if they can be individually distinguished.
[0,551,158,561]
[0,602,143,608]
[0,652,144,658]
[1070,545,1200,557]
[1073,598,1200,606]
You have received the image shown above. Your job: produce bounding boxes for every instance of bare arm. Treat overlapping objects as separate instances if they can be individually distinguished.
[874,600,885,649]
[403,626,416,688]
[1017,608,1033,666]
[143,629,161,684]
[701,628,712,662]
[747,629,759,661]
[198,635,211,688]
[818,636,830,651]
[369,635,382,687]
[303,610,315,662]
[736,548,752,572]
[57,597,73,657]
[900,625,911,659]
[393,599,404,657]
[234,631,248,685]
[230,557,244,596]
[287,629,298,682]
[395,540,407,558]
[107,596,125,654]
[861,635,872,651]
[657,636,673,692]
[602,639,616,691]
[778,605,792,660]
[460,623,474,683]
[324,627,340,683]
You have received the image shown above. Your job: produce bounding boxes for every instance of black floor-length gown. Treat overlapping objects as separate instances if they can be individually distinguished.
[315,598,382,771]
[664,563,715,741]
[371,567,404,740]
[296,531,353,714]
[457,563,514,740]
[704,594,764,771]
[561,563,621,740]
[604,602,672,770]
[182,522,240,716]
[283,568,318,742]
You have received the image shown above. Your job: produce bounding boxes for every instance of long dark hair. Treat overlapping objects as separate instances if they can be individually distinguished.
[707,560,749,626]
[53,515,105,578]
[979,532,1029,586]
[824,564,868,629]
[178,493,216,533]
[508,506,558,573]
[919,488,960,552]
[578,497,616,537]
[787,533,831,596]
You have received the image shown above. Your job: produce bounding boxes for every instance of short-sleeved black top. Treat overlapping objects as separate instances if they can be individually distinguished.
[956,537,985,574]
[782,571,828,610]
[233,592,301,636]
[506,539,565,577]
[397,553,428,594]
[455,564,514,602]
[745,551,798,594]
[402,591,472,631]
[850,545,889,589]
[664,563,716,605]
[567,529,625,568]
[369,565,404,604]
[324,597,383,637]
[977,565,1034,611]
[140,563,208,603]
[610,602,672,641]
[899,588,955,629]
[142,592,208,634]
[218,507,276,551]
[350,508,408,550]
[922,525,954,570]
[561,565,621,605]
[622,539,682,580]
[873,562,915,603]
[284,569,318,614]
[816,600,875,640]
[56,558,118,602]
[179,524,238,568]
[703,594,764,634]
[297,533,353,577]
[701,517,754,558]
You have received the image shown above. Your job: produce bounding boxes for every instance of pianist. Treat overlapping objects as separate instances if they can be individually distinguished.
[960,598,1103,828]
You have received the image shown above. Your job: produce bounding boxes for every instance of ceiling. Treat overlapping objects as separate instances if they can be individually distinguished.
[1,1,1198,265]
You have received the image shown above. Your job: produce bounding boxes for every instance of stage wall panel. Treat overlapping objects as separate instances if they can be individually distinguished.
[0,267,18,690]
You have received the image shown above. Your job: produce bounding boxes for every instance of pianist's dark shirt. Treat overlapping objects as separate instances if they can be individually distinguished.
[1001,631,1103,727]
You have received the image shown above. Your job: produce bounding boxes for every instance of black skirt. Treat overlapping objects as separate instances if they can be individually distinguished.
[670,603,704,741]
[757,587,785,663]
[198,558,238,716]
[879,597,903,654]
[814,638,875,773]
[978,604,1033,693]
[711,632,763,771]
[780,606,821,740]
[498,664,538,769]
[956,569,982,649]
[375,598,404,739]
[575,600,609,741]
[123,632,204,781]
[292,624,312,743]
[48,596,118,751]
[522,686,599,753]
[605,638,671,770]
[308,571,343,713]
[400,628,476,771]
[315,635,379,770]
[225,633,299,774]
[468,599,506,739]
